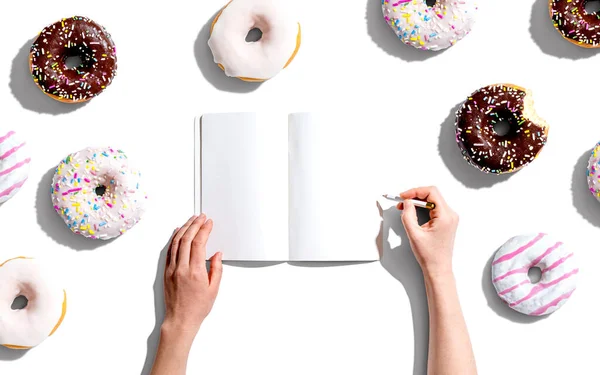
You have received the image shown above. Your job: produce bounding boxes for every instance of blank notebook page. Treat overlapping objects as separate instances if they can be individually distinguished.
[288,113,381,261]
[200,113,288,261]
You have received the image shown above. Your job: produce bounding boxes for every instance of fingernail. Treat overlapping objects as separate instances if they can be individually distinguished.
[199,213,206,219]
[217,251,223,260]
[207,218,213,224]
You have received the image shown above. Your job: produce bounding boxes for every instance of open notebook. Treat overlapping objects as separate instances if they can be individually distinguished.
[194,113,381,261]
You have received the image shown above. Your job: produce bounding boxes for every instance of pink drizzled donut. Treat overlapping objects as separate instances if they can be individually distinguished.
[0,129,31,204]
[491,234,578,316]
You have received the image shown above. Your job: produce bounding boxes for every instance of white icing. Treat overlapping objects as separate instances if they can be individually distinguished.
[51,147,147,240]
[208,0,299,80]
[586,143,600,200]
[491,234,578,316]
[0,258,65,348]
[0,130,31,204]
[382,0,478,51]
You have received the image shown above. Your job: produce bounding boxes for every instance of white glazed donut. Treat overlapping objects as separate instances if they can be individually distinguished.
[492,234,578,316]
[586,142,600,200]
[0,129,31,204]
[51,147,148,240]
[208,0,302,82]
[0,257,66,349]
[381,0,478,51]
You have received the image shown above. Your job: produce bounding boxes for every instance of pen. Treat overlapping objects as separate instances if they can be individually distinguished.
[382,194,436,210]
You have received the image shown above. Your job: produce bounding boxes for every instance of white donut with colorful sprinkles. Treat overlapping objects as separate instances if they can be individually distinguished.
[382,0,478,51]
[51,147,147,240]
[587,142,600,201]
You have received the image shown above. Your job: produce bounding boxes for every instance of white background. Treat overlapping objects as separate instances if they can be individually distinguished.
[0,0,596,374]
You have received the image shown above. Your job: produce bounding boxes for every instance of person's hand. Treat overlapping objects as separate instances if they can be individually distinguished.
[150,215,222,375]
[397,186,458,278]
[162,214,223,340]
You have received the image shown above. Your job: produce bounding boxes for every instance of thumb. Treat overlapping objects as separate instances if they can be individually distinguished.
[401,201,420,236]
[208,252,223,293]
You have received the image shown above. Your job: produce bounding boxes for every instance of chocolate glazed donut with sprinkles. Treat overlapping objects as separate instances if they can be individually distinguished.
[455,84,549,175]
[30,16,117,103]
[550,0,600,48]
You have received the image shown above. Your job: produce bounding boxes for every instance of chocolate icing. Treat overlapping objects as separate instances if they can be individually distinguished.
[30,16,117,102]
[551,0,600,47]
[455,84,548,174]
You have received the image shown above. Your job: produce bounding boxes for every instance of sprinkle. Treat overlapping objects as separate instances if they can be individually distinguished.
[62,187,82,195]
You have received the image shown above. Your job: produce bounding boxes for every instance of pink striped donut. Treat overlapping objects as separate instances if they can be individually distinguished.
[491,234,578,316]
[0,129,31,204]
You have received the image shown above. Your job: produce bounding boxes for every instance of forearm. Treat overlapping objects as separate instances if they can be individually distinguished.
[150,325,196,375]
[424,271,477,375]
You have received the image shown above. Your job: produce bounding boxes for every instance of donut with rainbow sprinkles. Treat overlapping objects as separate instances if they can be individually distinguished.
[51,147,147,240]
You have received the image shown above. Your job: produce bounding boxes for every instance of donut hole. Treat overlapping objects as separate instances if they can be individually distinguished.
[492,120,512,137]
[426,0,437,7]
[11,295,28,310]
[528,267,543,284]
[246,28,263,43]
[63,46,94,70]
[585,0,600,14]
[64,55,84,70]
[95,185,107,197]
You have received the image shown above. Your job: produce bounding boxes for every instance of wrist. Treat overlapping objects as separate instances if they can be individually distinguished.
[422,265,454,285]
[160,321,200,348]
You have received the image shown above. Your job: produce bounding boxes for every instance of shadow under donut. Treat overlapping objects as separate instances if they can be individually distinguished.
[438,103,512,189]
[35,167,114,251]
[529,0,600,60]
[365,0,446,62]
[571,149,600,228]
[0,346,28,361]
[376,201,430,375]
[194,10,263,93]
[481,252,548,324]
[9,38,88,115]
